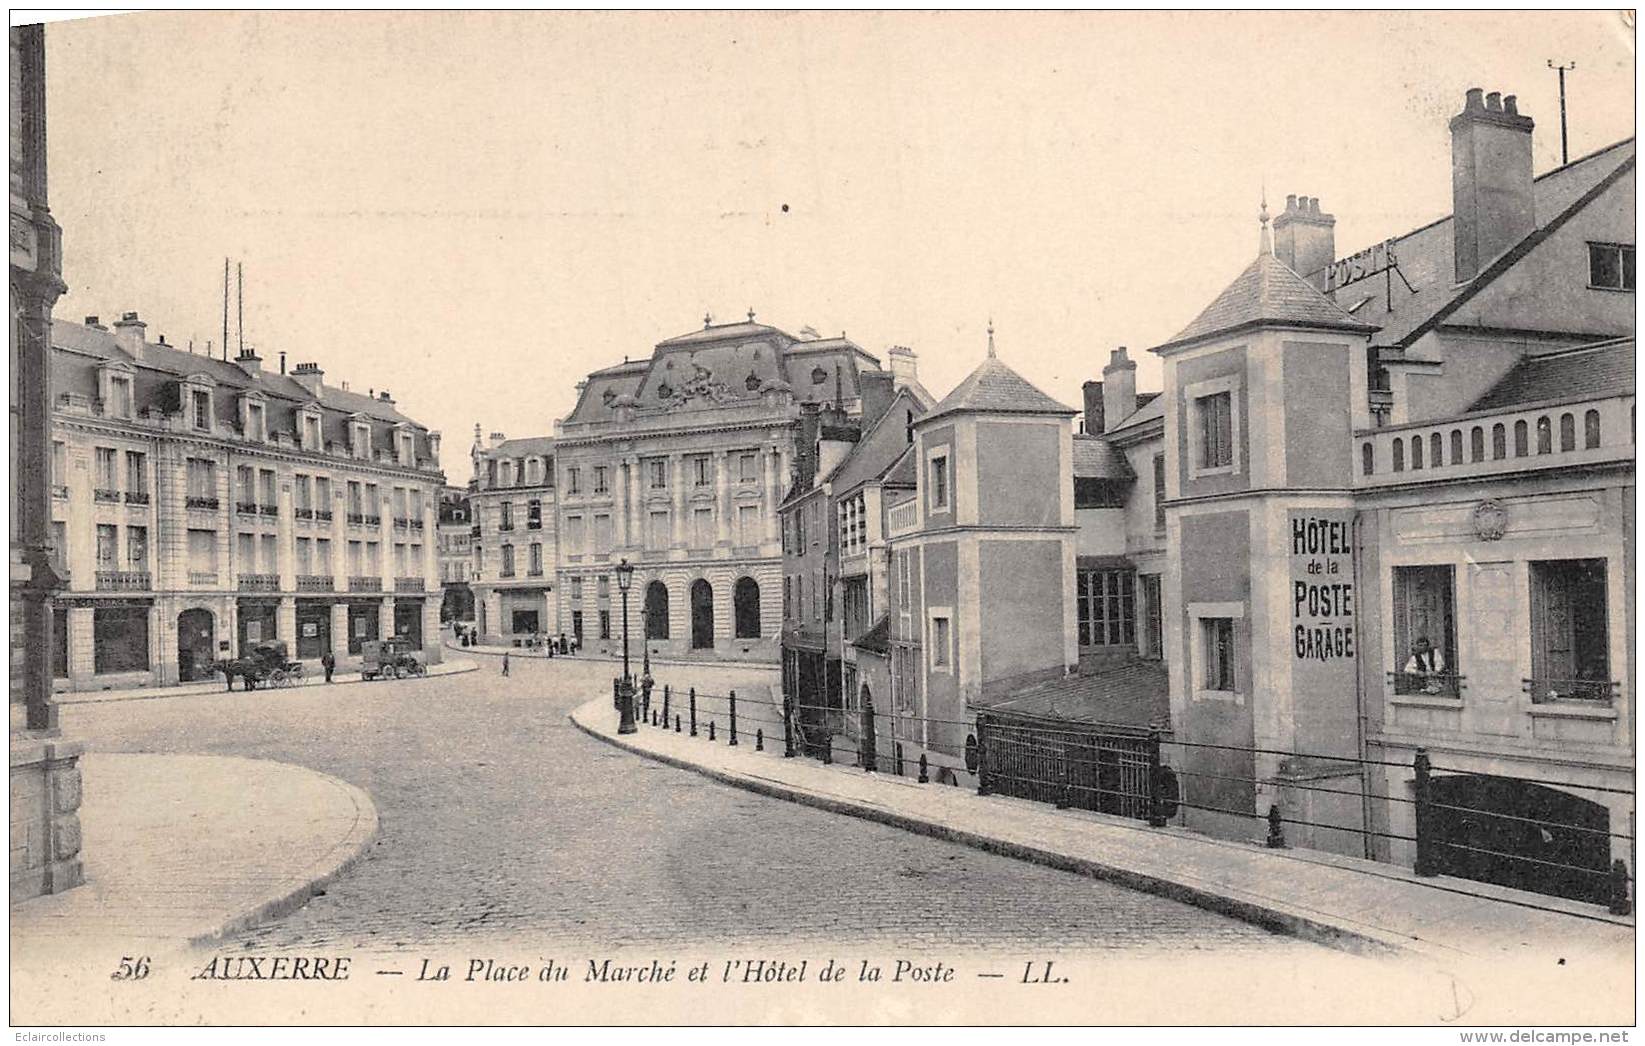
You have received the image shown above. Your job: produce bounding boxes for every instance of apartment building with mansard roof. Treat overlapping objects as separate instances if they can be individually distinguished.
[46,312,446,691]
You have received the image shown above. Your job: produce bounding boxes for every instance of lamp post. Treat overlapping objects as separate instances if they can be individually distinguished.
[616,558,637,733]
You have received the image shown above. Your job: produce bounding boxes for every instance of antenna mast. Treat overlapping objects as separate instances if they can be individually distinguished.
[1548,59,1576,165]
[237,261,245,357]
[222,257,229,360]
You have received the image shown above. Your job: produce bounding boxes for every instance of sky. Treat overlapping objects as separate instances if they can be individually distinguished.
[41,11,1636,482]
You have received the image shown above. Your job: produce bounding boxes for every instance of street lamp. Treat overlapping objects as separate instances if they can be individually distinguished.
[616,558,637,734]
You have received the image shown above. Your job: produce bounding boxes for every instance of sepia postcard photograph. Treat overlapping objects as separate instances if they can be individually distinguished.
[5,7,1638,1033]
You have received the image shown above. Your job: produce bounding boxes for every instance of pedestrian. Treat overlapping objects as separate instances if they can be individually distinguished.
[321,649,335,684]
[501,652,510,677]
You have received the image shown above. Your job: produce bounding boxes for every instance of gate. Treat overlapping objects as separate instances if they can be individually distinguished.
[977,713,1159,820]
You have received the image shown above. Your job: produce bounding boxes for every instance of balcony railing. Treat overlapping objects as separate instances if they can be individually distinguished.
[1524,677,1618,705]
[470,525,481,537]
[124,490,150,505]
[188,570,217,585]
[94,488,121,504]
[498,522,515,532]
[236,501,260,515]
[296,574,335,592]
[186,495,220,511]
[348,576,382,592]
[51,485,68,499]
[526,519,542,530]
[1387,671,1466,699]
[408,519,424,532]
[96,570,150,591]
[393,516,412,530]
[238,573,280,592]
[259,504,279,518]
[294,507,314,520]
[886,498,919,537]
[315,509,333,522]
[1356,394,1633,489]
[394,577,425,593]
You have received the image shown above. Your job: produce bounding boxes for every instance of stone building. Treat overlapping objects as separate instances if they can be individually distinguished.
[436,484,474,624]
[11,22,83,902]
[468,431,557,644]
[46,316,446,690]
[552,316,911,662]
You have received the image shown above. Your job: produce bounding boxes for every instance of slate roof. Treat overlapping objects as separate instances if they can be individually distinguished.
[1158,250,1377,353]
[921,353,1074,423]
[1072,434,1135,481]
[484,435,555,458]
[827,386,928,495]
[882,445,918,488]
[1107,392,1165,435]
[851,614,891,655]
[656,320,786,348]
[974,658,1170,733]
[1467,338,1635,413]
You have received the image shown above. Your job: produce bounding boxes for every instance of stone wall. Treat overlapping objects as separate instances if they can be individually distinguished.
[9,738,84,903]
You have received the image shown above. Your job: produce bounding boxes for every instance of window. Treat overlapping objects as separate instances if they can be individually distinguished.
[187,458,216,501]
[365,540,380,574]
[96,524,117,568]
[94,447,118,493]
[351,422,372,459]
[107,373,132,418]
[1200,618,1235,691]
[736,504,759,546]
[1491,423,1507,460]
[1513,419,1529,457]
[1141,574,1164,660]
[126,526,148,571]
[738,452,757,483]
[259,468,277,507]
[567,467,580,495]
[499,460,514,486]
[649,459,667,490]
[1450,429,1463,465]
[347,539,363,576]
[296,536,313,574]
[565,515,586,556]
[1585,409,1601,449]
[571,576,583,601]
[1153,453,1166,529]
[1559,413,1576,453]
[597,575,609,600]
[499,502,514,530]
[599,610,611,640]
[693,507,714,548]
[397,430,415,467]
[187,528,217,576]
[928,453,949,512]
[692,455,711,487]
[1536,416,1552,455]
[500,544,515,577]
[783,576,792,619]
[1361,443,1375,476]
[246,400,266,441]
[593,466,608,494]
[795,575,804,622]
[1471,426,1485,462]
[1196,391,1234,469]
[734,577,761,638]
[1587,242,1635,291]
[529,543,543,576]
[930,614,952,669]
[192,389,211,431]
[365,483,380,517]
[262,533,278,574]
[841,576,869,639]
[93,606,149,674]
[315,476,331,515]
[294,473,312,512]
[1529,559,1611,702]
[647,510,670,551]
[125,450,147,498]
[1411,433,1424,469]
[51,440,65,490]
[393,542,407,576]
[594,513,613,551]
[302,413,322,451]
[1077,568,1136,647]
[527,499,542,529]
[1391,564,1457,697]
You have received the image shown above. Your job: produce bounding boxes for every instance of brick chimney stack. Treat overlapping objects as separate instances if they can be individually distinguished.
[1273,194,1337,287]
[112,311,146,361]
[1101,347,1137,429]
[1451,87,1535,283]
[291,362,325,398]
[1081,380,1104,435]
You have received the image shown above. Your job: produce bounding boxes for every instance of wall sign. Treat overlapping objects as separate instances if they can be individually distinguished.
[1290,512,1355,662]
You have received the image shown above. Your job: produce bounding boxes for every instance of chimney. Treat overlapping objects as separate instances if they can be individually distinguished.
[1451,87,1535,284]
[1081,380,1105,435]
[291,362,325,398]
[886,345,919,388]
[379,390,394,405]
[489,431,506,449]
[1102,347,1137,428]
[1273,194,1337,286]
[279,350,287,375]
[112,311,146,360]
[859,370,895,427]
[83,315,105,330]
[234,344,262,376]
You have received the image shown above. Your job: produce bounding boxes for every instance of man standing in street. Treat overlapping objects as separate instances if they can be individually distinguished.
[321,649,335,684]
[501,651,510,677]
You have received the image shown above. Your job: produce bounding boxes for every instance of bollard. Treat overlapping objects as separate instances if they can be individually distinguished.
[1610,859,1632,916]
[756,728,764,752]
[918,753,929,784]
[708,720,716,742]
[662,685,670,729]
[612,677,620,711]
[729,690,738,746]
[689,688,698,737]
[782,695,796,758]
[1413,748,1436,877]
[895,743,905,778]
[822,735,833,765]
[1266,803,1287,848]
[675,714,681,733]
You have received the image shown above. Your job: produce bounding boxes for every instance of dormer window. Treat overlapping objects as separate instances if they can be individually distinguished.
[396,428,416,468]
[351,419,372,460]
[98,361,136,419]
[241,395,267,442]
[191,389,212,431]
[299,409,323,452]
[500,460,515,487]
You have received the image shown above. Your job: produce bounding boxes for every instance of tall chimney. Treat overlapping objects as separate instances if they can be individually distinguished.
[886,345,919,388]
[234,345,262,376]
[291,362,325,398]
[859,370,895,427]
[1081,380,1105,435]
[1273,194,1337,287]
[112,311,147,360]
[1451,87,1535,283]
[1101,347,1137,428]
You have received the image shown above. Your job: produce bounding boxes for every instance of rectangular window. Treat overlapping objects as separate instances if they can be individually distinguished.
[192,389,211,430]
[126,525,148,570]
[259,468,277,506]
[594,513,613,551]
[1141,574,1164,660]
[596,575,609,600]
[315,476,331,514]
[930,615,952,668]
[500,544,515,577]
[347,480,363,516]
[316,538,331,573]
[529,543,543,576]
[593,466,608,494]
[393,486,408,519]
[1200,617,1235,691]
[94,447,118,491]
[692,455,711,487]
[737,504,759,546]
[565,515,585,555]
[108,375,132,418]
[567,467,581,495]
[347,540,363,576]
[51,440,65,489]
[500,502,514,530]
[303,414,321,450]
[1153,453,1167,530]
[187,528,217,575]
[1391,564,1457,697]
[125,451,147,497]
[365,483,380,516]
[93,606,150,674]
[247,401,265,440]
[296,536,313,574]
[599,609,611,640]
[261,533,278,574]
[1529,559,1611,702]
[1588,242,1636,291]
[393,542,408,576]
[571,576,583,601]
[928,453,949,512]
[294,473,312,512]
[1076,568,1136,648]
[365,540,380,574]
[739,451,757,483]
[527,499,542,529]
[693,507,715,548]
[650,459,667,490]
[783,575,792,619]
[1197,391,1234,469]
[187,458,215,499]
[647,510,670,551]
[96,524,117,568]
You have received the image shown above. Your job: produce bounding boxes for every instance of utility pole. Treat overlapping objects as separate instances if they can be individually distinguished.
[1548,59,1576,165]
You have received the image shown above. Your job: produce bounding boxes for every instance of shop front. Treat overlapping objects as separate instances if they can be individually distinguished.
[296,600,333,659]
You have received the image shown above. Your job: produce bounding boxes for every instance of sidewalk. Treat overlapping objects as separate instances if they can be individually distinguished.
[447,639,782,676]
[570,697,1634,967]
[10,752,378,959]
[55,655,478,706]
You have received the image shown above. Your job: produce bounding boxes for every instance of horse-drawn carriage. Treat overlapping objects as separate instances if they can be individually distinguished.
[215,640,305,691]
[361,637,426,681]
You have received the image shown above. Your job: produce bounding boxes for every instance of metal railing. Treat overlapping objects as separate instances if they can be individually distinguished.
[186,495,220,510]
[123,490,150,505]
[348,576,382,592]
[238,573,279,592]
[394,577,425,593]
[1525,677,1619,705]
[296,574,335,592]
[95,570,150,591]
[188,570,217,585]
[93,488,121,503]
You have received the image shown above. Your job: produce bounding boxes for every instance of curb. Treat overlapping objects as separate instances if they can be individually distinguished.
[568,702,1419,960]
[58,659,481,707]
[444,641,781,673]
[187,764,381,947]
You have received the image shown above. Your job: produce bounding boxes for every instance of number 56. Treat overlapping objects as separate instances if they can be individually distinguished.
[111,956,150,981]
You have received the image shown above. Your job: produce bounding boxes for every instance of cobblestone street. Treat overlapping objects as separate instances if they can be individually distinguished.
[60,651,1325,956]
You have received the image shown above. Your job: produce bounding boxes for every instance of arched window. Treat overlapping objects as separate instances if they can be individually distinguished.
[1392,438,1404,472]
[644,580,669,640]
[1536,416,1552,454]
[1411,434,1424,469]
[1429,432,1443,467]
[1585,409,1601,449]
[1360,443,1374,476]
[1559,413,1575,452]
[1492,423,1507,460]
[1514,420,1529,457]
[733,577,761,639]
[1471,426,1485,462]
[1449,430,1462,466]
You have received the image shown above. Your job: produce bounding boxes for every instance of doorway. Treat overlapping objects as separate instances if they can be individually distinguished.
[177,608,215,682]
